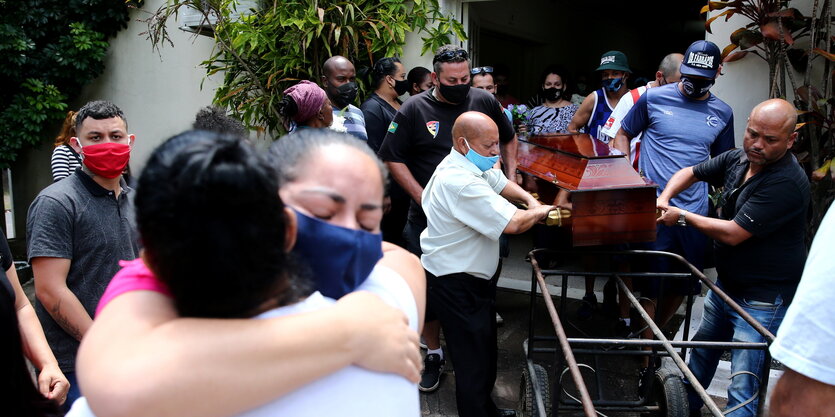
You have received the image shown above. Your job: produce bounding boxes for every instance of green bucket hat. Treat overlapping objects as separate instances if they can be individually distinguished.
[596,50,631,73]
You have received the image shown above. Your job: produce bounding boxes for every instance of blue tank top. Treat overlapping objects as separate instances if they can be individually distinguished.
[585,88,614,143]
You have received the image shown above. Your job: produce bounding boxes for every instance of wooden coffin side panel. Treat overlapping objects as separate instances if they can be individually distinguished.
[570,187,658,246]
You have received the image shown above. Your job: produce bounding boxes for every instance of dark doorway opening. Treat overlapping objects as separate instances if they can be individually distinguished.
[468,0,706,105]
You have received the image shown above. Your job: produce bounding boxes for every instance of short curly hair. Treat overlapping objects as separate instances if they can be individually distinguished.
[193,106,246,137]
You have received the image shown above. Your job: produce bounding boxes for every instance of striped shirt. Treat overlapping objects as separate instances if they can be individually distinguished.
[51,145,82,182]
[333,104,368,141]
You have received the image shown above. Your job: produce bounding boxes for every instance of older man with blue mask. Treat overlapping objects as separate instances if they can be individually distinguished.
[420,111,553,417]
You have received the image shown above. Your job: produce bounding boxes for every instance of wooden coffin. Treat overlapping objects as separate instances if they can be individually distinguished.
[517,133,658,246]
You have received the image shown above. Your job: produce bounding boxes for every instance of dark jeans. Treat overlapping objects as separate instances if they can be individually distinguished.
[427,269,501,417]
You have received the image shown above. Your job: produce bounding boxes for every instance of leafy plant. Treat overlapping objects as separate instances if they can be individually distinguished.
[0,0,140,167]
[703,0,834,237]
[143,0,466,134]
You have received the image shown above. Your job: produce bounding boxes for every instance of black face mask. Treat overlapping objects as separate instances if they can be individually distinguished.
[680,76,714,99]
[542,87,563,101]
[331,82,358,109]
[393,78,410,96]
[438,83,470,104]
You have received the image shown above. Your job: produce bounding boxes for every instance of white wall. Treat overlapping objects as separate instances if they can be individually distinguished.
[707,0,813,146]
[76,0,220,172]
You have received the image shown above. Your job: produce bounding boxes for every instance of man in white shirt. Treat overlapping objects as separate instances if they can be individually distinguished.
[420,111,553,417]
[601,53,683,169]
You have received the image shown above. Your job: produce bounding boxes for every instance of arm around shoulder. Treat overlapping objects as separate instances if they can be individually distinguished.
[79,286,420,417]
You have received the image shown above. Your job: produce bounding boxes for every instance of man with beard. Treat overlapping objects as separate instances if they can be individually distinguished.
[322,55,368,141]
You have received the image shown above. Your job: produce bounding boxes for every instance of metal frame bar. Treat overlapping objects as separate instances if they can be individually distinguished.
[523,248,775,417]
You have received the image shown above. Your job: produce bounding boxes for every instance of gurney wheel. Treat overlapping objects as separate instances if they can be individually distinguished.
[520,363,550,417]
[651,364,689,417]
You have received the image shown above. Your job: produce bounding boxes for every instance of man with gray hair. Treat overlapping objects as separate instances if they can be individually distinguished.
[27,100,140,407]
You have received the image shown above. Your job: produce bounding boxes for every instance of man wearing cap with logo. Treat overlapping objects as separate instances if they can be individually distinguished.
[568,50,631,143]
[421,111,553,417]
[378,45,518,394]
[27,100,139,407]
[612,40,734,349]
[655,98,808,416]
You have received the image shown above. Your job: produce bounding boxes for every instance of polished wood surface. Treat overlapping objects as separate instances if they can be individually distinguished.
[517,133,658,246]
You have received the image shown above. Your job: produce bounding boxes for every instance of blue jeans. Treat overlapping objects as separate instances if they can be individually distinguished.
[685,289,786,416]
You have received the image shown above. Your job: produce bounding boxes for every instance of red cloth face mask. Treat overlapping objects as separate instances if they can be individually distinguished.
[80,142,131,179]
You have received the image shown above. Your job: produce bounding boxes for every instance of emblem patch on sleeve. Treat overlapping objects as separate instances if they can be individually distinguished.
[387,121,398,133]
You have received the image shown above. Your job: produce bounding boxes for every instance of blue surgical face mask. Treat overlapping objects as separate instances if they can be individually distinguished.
[290,208,383,299]
[602,77,624,92]
[463,138,500,172]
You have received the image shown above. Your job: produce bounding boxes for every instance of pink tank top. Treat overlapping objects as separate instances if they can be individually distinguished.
[95,258,171,316]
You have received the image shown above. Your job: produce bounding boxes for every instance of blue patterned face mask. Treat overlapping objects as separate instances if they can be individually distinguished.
[290,208,383,299]
[463,138,500,172]
[602,77,624,92]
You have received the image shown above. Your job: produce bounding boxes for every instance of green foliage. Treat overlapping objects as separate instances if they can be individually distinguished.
[145,0,466,134]
[0,0,138,167]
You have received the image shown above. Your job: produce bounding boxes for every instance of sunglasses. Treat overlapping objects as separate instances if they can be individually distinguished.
[471,66,494,76]
[433,48,469,64]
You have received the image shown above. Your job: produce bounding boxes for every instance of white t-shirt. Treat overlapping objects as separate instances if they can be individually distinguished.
[420,149,516,280]
[601,84,650,165]
[66,265,420,417]
[769,207,835,385]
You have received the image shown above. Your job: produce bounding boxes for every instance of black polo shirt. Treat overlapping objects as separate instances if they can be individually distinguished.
[26,169,139,372]
[377,87,514,223]
[694,149,810,302]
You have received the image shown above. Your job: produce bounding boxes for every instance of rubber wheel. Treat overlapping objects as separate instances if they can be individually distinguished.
[650,364,689,417]
[520,363,551,417]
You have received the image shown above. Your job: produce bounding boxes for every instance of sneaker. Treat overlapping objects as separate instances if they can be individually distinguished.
[496,312,504,325]
[576,294,598,320]
[419,336,427,350]
[419,353,445,392]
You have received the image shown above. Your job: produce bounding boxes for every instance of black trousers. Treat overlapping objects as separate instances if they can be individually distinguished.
[427,269,500,417]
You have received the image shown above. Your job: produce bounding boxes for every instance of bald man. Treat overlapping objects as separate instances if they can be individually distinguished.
[321,55,367,140]
[420,111,552,417]
[656,99,810,417]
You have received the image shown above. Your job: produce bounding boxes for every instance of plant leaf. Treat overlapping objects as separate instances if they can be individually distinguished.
[724,50,749,62]
[812,48,835,61]
[705,10,735,34]
[721,43,738,59]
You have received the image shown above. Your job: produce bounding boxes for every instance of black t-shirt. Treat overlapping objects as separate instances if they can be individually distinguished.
[361,93,400,153]
[378,87,514,190]
[694,149,810,302]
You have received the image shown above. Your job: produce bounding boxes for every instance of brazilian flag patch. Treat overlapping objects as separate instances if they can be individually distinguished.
[388,121,398,133]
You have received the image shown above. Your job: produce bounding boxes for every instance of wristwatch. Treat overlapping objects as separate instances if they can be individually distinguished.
[676,210,688,227]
